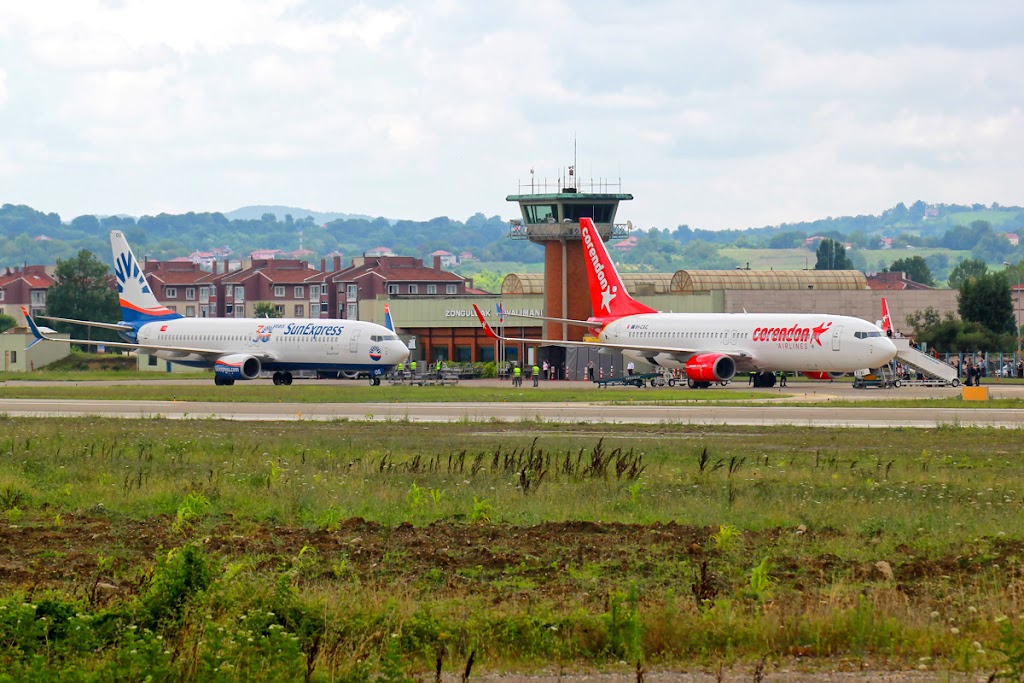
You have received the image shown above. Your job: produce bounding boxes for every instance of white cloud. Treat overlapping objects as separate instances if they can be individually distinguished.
[0,0,1023,228]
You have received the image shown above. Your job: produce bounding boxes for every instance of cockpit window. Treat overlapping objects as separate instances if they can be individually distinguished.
[854,331,884,339]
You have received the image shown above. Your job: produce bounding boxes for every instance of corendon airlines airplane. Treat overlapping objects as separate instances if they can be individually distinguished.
[23,230,409,386]
[473,217,897,388]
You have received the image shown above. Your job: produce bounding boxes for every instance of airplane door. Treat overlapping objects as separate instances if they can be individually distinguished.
[832,325,843,351]
[349,329,361,354]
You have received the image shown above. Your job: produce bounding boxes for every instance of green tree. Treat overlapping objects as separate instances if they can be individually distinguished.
[884,256,935,287]
[947,258,988,289]
[45,249,120,340]
[814,238,854,270]
[768,231,806,249]
[0,313,16,334]
[958,271,1016,335]
[253,302,283,318]
[906,306,1012,352]
[971,231,1012,263]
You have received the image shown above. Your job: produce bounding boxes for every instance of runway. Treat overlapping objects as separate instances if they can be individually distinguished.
[2,397,1023,428]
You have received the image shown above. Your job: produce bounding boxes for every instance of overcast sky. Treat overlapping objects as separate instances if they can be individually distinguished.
[1,1,1022,231]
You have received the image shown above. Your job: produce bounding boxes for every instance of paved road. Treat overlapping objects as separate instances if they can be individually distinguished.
[1,395,1022,427]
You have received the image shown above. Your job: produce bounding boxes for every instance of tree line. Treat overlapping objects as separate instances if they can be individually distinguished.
[0,204,543,269]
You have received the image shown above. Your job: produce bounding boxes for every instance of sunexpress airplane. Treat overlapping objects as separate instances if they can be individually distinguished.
[24,231,409,386]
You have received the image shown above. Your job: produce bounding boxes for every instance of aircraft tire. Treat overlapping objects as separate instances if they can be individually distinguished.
[370,376,381,386]
[283,372,293,386]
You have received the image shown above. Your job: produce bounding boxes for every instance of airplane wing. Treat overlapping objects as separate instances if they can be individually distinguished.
[495,311,595,328]
[37,314,134,332]
[471,305,750,362]
[21,307,276,360]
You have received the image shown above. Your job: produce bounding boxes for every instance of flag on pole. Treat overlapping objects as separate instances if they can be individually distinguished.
[496,302,504,324]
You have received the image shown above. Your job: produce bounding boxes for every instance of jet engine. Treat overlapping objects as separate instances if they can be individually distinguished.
[214,354,262,381]
[801,371,846,380]
[685,353,737,383]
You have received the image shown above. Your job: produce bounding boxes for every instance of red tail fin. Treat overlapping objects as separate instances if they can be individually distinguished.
[881,297,893,332]
[579,217,656,320]
[472,304,500,340]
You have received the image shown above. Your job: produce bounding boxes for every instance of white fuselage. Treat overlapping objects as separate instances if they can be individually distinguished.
[134,317,409,374]
[601,312,897,372]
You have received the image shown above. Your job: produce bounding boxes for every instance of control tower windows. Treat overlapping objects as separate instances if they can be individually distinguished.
[563,204,614,224]
[524,204,558,224]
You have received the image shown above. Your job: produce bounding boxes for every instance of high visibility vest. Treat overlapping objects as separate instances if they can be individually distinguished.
[397,362,404,371]
[411,361,417,371]
[513,367,521,377]
[533,366,539,375]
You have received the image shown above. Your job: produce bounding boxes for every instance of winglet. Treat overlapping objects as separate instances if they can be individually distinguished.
[472,304,500,340]
[21,306,45,349]
[880,297,893,332]
[384,303,396,332]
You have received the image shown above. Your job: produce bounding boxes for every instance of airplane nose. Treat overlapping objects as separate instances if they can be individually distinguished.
[880,337,897,360]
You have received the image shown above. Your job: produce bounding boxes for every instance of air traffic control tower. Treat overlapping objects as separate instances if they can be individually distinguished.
[507,170,632,341]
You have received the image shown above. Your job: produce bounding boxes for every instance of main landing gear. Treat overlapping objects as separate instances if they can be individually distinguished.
[214,376,235,386]
[272,371,293,386]
[369,376,381,386]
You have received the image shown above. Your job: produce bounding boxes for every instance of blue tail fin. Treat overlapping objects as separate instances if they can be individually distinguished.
[384,304,396,332]
[20,306,44,348]
[110,230,182,325]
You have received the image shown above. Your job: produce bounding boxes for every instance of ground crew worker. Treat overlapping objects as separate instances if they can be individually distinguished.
[396,361,404,378]
[410,359,417,374]
[532,364,540,387]
[513,364,521,387]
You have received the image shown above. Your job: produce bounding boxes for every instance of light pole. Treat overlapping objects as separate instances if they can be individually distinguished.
[1004,262,1022,364]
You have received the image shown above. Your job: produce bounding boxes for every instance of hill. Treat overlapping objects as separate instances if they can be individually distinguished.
[223,205,377,224]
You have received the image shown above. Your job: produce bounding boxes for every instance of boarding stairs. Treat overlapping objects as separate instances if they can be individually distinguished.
[892,338,960,387]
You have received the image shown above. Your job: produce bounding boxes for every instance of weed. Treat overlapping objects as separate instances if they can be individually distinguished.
[138,544,213,630]
[691,559,719,607]
[469,496,492,523]
[171,491,211,536]
[993,615,1024,681]
[5,506,22,524]
[606,580,643,662]
[748,558,775,601]
[712,524,742,552]
[0,485,28,510]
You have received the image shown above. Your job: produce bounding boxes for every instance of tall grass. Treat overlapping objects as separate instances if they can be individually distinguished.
[0,417,1022,676]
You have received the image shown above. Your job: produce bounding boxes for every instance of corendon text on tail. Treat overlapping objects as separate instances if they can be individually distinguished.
[471,217,897,389]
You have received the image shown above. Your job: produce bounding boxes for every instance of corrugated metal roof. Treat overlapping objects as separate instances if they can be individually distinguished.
[502,269,867,295]
[671,270,867,292]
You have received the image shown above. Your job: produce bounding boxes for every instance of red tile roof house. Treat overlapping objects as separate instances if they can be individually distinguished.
[218,259,327,319]
[324,255,469,320]
[0,265,56,323]
[428,249,458,268]
[143,260,219,318]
